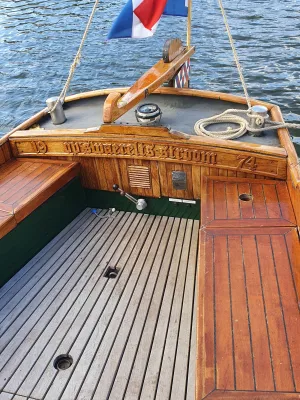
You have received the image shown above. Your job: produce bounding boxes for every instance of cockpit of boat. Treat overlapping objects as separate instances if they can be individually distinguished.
[0,13,300,400]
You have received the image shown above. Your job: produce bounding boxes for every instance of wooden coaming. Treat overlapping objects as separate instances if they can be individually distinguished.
[0,141,12,167]
[270,106,300,229]
[288,168,300,229]
[9,128,287,200]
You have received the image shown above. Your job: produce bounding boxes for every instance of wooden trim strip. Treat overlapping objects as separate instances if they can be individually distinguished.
[64,87,274,110]
[10,129,287,158]
[206,390,300,399]
[0,213,17,240]
[204,218,296,228]
[0,108,49,145]
[197,229,216,399]
[270,105,300,188]
[201,176,286,184]
[202,227,294,236]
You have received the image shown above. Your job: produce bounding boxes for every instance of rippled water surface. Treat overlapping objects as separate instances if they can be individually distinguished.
[0,0,299,152]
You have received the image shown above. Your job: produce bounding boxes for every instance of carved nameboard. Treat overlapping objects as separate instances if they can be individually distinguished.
[10,138,286,179]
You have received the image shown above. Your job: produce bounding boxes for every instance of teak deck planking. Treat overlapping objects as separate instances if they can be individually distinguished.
[0,211,198,400]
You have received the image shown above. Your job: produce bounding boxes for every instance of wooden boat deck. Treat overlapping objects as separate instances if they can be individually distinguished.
[0,210,199,400]
[38,93,280,147]
[197,176,300,399]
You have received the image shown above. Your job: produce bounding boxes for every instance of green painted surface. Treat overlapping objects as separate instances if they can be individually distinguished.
[0,178,86,288]
[85,189,200,220]
[0,183,199,288]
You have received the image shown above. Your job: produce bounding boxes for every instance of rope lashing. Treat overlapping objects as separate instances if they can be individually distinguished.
[49,0,99,113]
[194,0,300,139]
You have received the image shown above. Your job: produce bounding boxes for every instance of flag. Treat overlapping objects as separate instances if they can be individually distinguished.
[108,0,188,39]
[174,59,190,87]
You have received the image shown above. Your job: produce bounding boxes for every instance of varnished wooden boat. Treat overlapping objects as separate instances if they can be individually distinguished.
[0,37,300,400]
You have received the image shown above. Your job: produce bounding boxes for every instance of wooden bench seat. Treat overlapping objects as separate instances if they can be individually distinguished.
[0,209,17,238]
[197,176,300,400]
[0,158,79,239]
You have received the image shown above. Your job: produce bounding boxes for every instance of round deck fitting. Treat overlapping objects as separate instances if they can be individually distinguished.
[53,354,73,371]
[239,193,253,202]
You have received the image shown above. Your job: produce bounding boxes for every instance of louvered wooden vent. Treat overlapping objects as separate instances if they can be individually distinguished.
[128,165,151,189]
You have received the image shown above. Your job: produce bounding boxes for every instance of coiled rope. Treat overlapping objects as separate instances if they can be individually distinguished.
[49,0,99,113]
[194,0,300,139]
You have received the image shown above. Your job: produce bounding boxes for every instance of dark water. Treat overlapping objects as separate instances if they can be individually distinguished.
[0,0,299,153]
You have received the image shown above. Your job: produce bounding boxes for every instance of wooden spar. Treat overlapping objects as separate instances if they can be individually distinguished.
[102,46,195,123]
[187,0,192,48]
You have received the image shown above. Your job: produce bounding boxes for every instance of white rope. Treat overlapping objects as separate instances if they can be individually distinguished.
[194,109,300,140]
[194,109,248,140]
[194,0,300,139]
[49,0,99,113]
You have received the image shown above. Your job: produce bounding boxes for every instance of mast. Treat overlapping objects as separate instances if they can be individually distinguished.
[187,0,192,47]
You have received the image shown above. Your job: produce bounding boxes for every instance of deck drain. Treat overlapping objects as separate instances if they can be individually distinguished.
[104,266,119,279]
[239,193,253,202]
[53,354,73,371]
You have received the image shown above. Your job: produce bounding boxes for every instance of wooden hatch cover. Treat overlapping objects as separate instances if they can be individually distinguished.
[201,176,297,228]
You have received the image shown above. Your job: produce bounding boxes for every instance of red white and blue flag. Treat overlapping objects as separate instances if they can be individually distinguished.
[174,59,190,87]
[108,0,188,39]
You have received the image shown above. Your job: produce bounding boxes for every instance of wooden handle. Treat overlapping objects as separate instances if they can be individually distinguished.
[103,92,122,123]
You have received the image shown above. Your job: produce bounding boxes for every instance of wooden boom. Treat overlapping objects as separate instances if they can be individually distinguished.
[103,45,195,123]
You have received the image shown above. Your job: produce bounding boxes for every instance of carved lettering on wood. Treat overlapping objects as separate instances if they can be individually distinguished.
[32,141,47,154]
[61,141,218,165]
[11,138,286,179]
[237,156,258,171]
